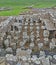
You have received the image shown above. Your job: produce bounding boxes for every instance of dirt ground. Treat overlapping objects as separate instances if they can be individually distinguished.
[0,16,9,23]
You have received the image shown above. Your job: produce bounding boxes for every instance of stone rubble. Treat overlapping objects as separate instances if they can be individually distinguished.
[0,7,56,65]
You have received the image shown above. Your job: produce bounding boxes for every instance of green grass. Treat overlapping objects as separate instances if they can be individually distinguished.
[0,6,28,16]
[0,0,56,16]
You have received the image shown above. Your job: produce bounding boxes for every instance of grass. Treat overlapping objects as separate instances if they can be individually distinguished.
[0,6,28,16]
[34,2,56,8]
[0,0,56,16]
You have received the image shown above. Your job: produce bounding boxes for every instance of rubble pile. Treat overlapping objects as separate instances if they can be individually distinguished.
[0,7,56,65]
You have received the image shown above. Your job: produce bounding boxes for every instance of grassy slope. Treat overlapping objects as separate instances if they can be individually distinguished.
[0,0,56,16]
